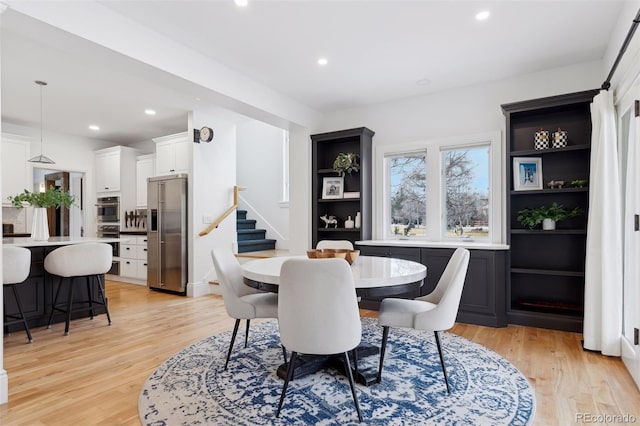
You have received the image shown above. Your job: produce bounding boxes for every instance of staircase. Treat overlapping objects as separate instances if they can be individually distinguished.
[236,209,276,253]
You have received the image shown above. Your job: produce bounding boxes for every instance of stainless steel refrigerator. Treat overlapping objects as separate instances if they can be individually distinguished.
[147,174,188,293]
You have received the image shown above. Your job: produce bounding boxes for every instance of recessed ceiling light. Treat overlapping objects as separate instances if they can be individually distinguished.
[145,109,156,116]
[416,78,431,86]
[475,10,490,21]
[317,57,328,66]
[89,125,100,131]
[235,0,248,7]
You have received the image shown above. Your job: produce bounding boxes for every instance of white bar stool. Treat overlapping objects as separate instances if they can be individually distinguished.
[3,246,33,343]
[44,243,113,335]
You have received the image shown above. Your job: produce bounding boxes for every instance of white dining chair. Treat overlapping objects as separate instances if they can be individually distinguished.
[44,243,113,336]
[316,240,354,250]
[3,246,33,343]
[276,257,363,423]
[211,248,279,370]
[377,247,470,393]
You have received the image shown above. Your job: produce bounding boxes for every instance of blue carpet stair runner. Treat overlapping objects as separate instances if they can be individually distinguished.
[237,210,276,253]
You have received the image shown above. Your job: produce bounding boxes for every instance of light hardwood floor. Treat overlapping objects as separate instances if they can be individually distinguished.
[1,281,638,425]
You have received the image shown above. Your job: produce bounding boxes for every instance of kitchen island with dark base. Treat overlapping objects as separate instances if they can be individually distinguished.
[2,237,125,333]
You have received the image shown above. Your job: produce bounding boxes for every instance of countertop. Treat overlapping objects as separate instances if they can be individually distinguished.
[356,240,510,250]
[3,236,131,247]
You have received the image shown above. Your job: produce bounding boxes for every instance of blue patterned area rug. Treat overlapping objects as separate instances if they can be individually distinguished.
[139,318,535,425]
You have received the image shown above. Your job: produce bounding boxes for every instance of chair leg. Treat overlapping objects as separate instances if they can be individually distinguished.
[11,285,32,343]
[377,325,390,383]
[276,351,297,418]
[86,276,95,319]
[224,319,241,370]
[352,348,359,379]
[47,276,64,328]
[64,277,75,336]
[434,331,451,394]
[343,351,363,423]
[96,275,112,325]
[244,319,251,348]
[281,345,288,365]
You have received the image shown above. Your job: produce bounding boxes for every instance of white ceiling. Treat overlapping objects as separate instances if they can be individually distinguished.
[0,1,628,144]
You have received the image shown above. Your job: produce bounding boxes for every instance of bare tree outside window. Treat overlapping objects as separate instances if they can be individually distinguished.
[388,153,426,237]
[443,146,490,238]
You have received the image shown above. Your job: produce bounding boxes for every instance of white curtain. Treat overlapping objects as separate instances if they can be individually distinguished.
[584,90,623,356]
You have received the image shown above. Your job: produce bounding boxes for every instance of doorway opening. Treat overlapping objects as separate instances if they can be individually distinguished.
[33,168,84,237]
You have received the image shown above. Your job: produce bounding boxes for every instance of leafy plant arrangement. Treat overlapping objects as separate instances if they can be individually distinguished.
[10,187,75,209]
[333,152,360,177]
[571,179,588,188]
[517,202,582,229]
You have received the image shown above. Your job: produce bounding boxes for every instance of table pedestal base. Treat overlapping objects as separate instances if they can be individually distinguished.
[276,344,380,386]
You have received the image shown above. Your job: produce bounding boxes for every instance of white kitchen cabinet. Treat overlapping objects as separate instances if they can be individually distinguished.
[153,132,189,175]
[119,235,148,282]
[95,150,121,192]
[136,154,155,208]
[1,134,31,204]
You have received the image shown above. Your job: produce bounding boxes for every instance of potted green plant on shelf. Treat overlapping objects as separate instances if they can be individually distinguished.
[9,187,75,241]
[333,152,360,177]
[517,202,582,231]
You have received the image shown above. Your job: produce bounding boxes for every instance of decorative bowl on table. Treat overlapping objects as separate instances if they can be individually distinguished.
[306,249,360,264]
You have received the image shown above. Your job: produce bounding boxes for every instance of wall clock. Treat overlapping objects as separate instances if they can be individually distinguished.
[194,126,214,143]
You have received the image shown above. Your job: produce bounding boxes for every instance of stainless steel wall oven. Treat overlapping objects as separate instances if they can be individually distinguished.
[96,196,120,223]
[97,224,120,275]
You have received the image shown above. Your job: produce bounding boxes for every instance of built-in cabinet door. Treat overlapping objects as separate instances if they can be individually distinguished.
[1,136,30,204]
[154,135,189,176]
[95,150,120,192]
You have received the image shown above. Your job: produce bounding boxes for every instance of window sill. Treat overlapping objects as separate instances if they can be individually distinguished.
[356,239,509,250]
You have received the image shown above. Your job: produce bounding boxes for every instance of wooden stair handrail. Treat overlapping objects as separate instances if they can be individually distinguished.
[199,186,246,236]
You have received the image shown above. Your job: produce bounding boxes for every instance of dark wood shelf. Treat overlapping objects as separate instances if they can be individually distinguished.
[511,268,584,277]
[502,90,597,331]
[311,127,374,248]
[510,144,590,157]
[510,229,586,235]
[513,300,583,315]
[511,187,588,195]
[317,198,361,203]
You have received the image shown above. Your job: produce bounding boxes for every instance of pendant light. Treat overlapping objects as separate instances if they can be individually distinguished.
[28,80,55,164]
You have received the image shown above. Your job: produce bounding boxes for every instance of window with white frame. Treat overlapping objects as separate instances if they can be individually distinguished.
[378,132,502,244]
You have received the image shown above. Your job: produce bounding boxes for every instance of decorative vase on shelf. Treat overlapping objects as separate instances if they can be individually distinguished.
[345,216,355,229]
[542,218,556,231]
[31,207,50,240]
[534,129,549,150]
[355,211,361,229]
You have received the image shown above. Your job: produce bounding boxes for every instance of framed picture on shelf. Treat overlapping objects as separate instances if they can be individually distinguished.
[322,177,344,199]
[513,157,543,191]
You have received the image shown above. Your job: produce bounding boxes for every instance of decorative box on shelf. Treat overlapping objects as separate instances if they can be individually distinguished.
[343,192,360,199]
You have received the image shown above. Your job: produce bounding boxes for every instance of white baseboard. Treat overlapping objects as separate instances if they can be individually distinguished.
[187,281,210,297]
[0,368,8,404]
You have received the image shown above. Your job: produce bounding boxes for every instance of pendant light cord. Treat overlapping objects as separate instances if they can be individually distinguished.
[39,82,44,155]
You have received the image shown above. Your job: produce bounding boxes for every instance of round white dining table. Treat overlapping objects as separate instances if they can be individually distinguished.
[241,255,427,298]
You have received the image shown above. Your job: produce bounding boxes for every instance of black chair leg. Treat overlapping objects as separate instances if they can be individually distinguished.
[434,331,450,394]
[343,351,363,423]
[96,275,112,325]
[276,351,297,418]
[352,348,359,379]
[224,319,241,370]
[377,325,390,383]
[244,319,251,348]
[281,345,288,365]
[64,277,75,336]
[47,276,65,328]
[86,276,95,319]
[11,285,32,343]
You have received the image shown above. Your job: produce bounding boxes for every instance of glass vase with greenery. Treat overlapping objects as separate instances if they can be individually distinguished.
[10,187,75,209]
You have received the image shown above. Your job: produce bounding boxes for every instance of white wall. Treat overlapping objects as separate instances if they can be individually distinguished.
[285,60,605,251]
[189,110,237,296]
[236,120,289,248]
